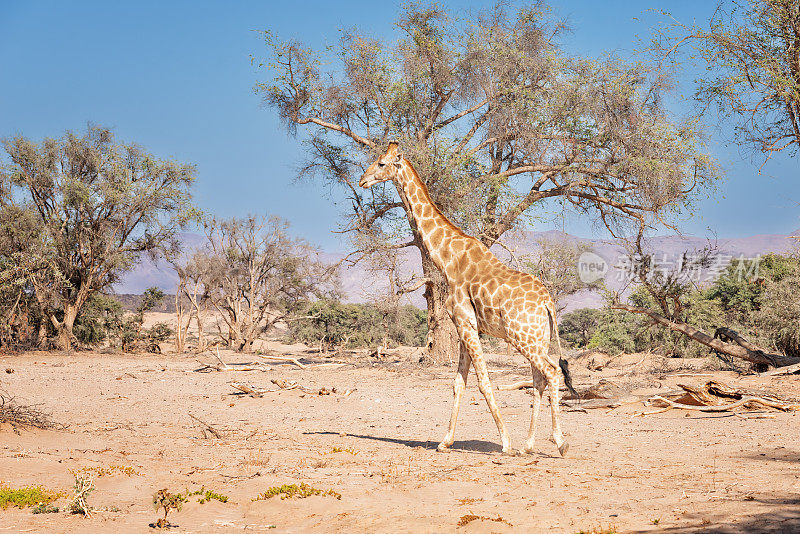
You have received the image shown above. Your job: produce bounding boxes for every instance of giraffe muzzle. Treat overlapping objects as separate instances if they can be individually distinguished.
[359,175,377,188]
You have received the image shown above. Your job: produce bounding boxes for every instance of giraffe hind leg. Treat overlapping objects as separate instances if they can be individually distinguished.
[523,365,546,454]
[546,368,569,457]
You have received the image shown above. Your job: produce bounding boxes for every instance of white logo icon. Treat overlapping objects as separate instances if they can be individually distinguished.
[577,252,608,283]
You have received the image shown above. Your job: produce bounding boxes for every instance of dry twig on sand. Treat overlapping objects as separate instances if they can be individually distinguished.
[230,382,265,397]
[0,392,58,431]
[256,352,306,369]
[270,378,350,396]
[188,413,223,438]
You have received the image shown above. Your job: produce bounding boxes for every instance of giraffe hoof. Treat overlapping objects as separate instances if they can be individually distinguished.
[558,442,569,457]
[502,447,521,457]
[436,443,451,453]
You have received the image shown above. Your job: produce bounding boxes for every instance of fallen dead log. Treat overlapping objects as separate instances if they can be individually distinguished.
[256,353,306,369]
[612,304,800,368]
[650,395,798,412]
[646,380,799,413]
[760,361,800,377]
[498,380,534,391]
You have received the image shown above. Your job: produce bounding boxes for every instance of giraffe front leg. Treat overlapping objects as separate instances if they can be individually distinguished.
[469,347,513,455]
[437,344,471,452]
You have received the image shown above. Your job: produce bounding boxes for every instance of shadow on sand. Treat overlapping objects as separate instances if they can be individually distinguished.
[631,496,800,534]
[303,430,502,454]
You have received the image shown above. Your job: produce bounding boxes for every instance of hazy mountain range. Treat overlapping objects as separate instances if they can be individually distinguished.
[115,230,799,312]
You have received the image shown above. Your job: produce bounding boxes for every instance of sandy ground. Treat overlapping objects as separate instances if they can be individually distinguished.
[1,344,799,533]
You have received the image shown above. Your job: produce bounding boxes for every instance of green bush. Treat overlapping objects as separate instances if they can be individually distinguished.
[559,308,601,348]
[707,253,800,357]
[587,309,639,355]
[629,287,725,357]
[289,299,427,349]
[73,293,124,344]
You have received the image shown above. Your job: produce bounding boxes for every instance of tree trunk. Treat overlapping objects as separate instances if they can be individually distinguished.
[195,305,205,351]
[55,303,78,351]
[420,249,459,363]
[175,290,185,353]
[36,319,48,347]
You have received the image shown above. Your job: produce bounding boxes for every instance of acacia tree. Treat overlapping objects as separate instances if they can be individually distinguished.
[199,215,333,352]
[523,236,600,312]
[652,0,800,158]
[0,203,64,347]
[171,251,209,353]
[0,125,196,350]
[255,2,717,361]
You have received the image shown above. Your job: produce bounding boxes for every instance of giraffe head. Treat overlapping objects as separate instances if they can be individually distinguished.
[359,142,404,188]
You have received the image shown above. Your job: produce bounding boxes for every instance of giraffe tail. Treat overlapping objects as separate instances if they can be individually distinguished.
[546,305,578,398]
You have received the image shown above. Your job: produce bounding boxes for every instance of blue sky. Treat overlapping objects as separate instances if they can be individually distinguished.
[1,0,798,251]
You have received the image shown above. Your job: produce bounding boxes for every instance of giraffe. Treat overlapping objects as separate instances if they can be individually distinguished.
[359,142,576,457]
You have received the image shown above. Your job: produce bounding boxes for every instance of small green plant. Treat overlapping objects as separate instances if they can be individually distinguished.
[326,447,357,455]
[74,465,141,478]
[68,475,94,517]
[31,503,60,514]
[253,483,341,501]
[152,489,186,529]
[185,486,228,504]
[457,514,512,527]
[0,485,62,509]
[574,526,618,534]
[651,518,660,525]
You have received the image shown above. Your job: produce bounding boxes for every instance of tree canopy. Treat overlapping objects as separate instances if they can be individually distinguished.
[255,1,717,360]
[651,0,800,159]
[0,125,196,349]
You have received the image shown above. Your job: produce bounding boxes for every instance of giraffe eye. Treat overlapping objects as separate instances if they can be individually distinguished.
[378,162,386,168]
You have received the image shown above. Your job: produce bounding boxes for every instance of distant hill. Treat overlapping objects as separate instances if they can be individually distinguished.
[114,230,799,312]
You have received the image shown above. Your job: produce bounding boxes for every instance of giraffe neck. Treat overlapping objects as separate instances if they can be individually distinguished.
[395,161,469,278]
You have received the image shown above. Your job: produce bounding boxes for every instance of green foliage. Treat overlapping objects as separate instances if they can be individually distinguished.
[147,322,173,343]
[73,292,124,344]
[152,489,186,528]
[559,308,601,349]
[185,487,229,504]
[595,252,800,358]
[587,309,638,356]
[0,485,62,509]
[253,483,341,501]
[702,253,800,357]
[71,288,172,351]
[654,0,800,157]
[290,299,427,349]
[137,287,165,315]
[631,287,725,358]
[0,125,196,349]
[31,503,60,514]
[707,253,800,358]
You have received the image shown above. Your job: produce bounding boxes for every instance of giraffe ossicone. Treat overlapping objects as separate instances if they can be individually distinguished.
[360,142,575,457]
